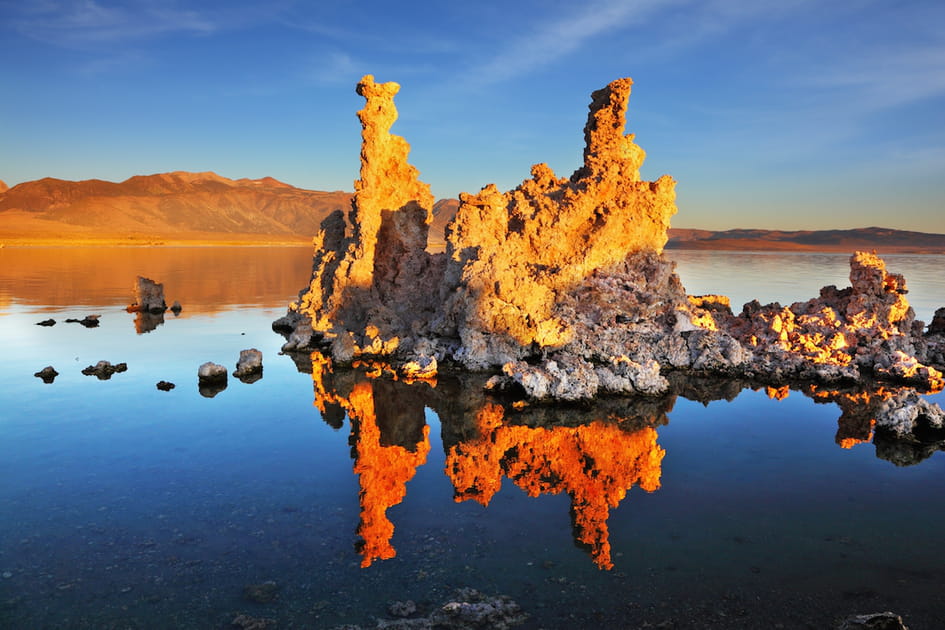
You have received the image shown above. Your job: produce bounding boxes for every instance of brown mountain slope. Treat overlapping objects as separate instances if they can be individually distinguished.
[667,226,945,254]
[0,172,352,245]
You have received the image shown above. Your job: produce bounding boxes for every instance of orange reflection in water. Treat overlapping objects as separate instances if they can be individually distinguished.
[310,354,431,568]
[446,403,664,570]
[348,381,431,567]
[0,246,312,313]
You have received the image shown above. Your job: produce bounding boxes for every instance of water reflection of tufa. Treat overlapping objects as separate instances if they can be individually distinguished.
[307,351,669,570]
[300,351,945,569]
[446,403,664,570]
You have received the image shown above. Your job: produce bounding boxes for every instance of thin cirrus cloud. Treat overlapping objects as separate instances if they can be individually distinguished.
[7,0,219,48]
[462,0,674,86]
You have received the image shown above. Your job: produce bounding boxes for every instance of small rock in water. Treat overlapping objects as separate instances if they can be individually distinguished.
[156,380,175,391]
[198,362,228,397]
[198,362,227,383]
[170,300,182,314]
[241,581,278,604]
[36,319,56,327]
[34,366,59,383]
[233,348,263,383]
[64,314,100,328]
[81,361,127,380]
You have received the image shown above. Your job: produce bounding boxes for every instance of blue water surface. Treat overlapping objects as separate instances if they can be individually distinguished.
[1,248,943,629]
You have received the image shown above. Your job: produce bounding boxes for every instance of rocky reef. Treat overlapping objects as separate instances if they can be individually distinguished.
[275,75,944,402]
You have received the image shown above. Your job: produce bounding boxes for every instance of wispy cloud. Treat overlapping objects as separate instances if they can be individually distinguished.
[807,43,945,112]
[464,0,676,86]
[6,0,218,48]
[307,51,364,85]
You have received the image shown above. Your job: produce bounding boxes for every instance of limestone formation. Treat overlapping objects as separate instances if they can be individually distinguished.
[233,348,263,382]
[65,314,100,328]
[198,361,227,383]
[198,361,227,397]
[82,360,127,380]
[277,75,945,401]
[128,276,166,314]
[34,366,58,383]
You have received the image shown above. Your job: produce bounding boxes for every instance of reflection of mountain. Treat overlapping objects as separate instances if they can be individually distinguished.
[299,352,945,569]
[447,403,664,569]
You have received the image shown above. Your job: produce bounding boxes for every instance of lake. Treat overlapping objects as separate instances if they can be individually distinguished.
[1,247,943,629]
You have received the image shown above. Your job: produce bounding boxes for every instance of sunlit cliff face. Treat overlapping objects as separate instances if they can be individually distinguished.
[445,404,664,570]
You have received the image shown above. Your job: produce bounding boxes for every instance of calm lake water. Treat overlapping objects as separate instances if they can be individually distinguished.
[1,247,944,629]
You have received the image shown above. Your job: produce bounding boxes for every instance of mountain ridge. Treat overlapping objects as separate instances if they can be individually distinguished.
[1,176,943,252]
[0,172,351,244]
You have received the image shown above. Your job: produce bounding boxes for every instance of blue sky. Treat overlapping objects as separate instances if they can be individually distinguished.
[1,0,943,231]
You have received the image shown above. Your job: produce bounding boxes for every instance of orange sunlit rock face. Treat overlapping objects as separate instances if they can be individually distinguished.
[445,403,665,570]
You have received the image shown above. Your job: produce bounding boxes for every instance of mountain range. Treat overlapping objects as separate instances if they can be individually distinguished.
[1,172,943,253]
[0,172,350,245]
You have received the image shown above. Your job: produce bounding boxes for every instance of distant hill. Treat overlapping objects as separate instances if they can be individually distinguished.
[2,179,942,252]
[667,227,945,254]
[0,172,352,245]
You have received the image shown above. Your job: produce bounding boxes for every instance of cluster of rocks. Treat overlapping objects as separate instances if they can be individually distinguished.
[274,75,945,412]
[81,360,128,380]
[36,314,100,328]
[198,349,264,397]
[330,588,526,630]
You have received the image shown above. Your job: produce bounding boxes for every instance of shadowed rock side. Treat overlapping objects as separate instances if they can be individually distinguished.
[275,75,945,400]
[300,353,944,571]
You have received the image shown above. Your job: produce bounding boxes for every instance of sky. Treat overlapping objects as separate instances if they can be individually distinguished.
[1,0,944,232]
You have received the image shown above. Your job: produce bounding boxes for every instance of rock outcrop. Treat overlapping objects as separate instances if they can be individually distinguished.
[81,360,127,380]
[34,366,59,383]
[233,348,263,382]
[277,75,944,401]
[129,276,167,314]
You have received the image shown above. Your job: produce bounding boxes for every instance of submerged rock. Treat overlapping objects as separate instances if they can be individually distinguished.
[34,366,58,383]
[156,380,175,391]
[36,318,55,327]
[276,75,945,401]
[335,588,526,630]
[231,614,275,630]
[81,361,127,380]
[241,581,278,604]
